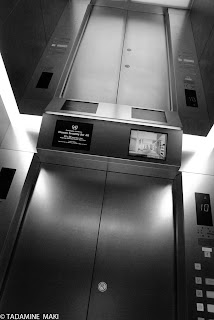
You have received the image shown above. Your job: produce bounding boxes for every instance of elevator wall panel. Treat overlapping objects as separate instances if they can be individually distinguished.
[0,0,46,104]
[0,164,106,317]
[87,172,175,320]
[117,11,170,110]
[63,6,126,103]
[41,0,68,40]
[0,0,20,25]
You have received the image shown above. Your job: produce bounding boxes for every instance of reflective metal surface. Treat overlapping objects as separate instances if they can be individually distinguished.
[0,164,106,315]
[190,0,214,126]
[169,9,210,135]
[181,172,214,319]
[63,5,126,103]
[117,10,170,110]
[88,172,175,320]
[0,166,175,319]
[0,149,35,291]
[63,5,171,111]
[19,0,90,114]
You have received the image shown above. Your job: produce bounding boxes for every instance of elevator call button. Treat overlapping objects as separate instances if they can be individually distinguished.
[196,290,203,297]
[195,263,202,270]
[196,277,202,285]
[204,251,211,258]
[197,303,204,312]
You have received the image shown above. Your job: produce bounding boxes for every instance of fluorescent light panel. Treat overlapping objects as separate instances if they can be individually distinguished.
[131,0,192,9]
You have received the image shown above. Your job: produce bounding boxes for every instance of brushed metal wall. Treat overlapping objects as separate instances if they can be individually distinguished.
[0,0,68,105]
[190,0,214,125]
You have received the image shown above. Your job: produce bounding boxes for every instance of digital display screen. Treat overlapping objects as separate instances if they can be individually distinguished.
[52,120,93,151]
[129,130,167,160]
[195,193,213,226]
[185,89,198,108]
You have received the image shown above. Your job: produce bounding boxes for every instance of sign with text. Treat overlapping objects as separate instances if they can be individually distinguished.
[52,120,93,151]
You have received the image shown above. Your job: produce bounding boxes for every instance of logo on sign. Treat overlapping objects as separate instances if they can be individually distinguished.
[98,282,107,292]
[72,125,78,131]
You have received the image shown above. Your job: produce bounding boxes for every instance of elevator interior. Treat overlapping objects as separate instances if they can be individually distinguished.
[0,1,214,319]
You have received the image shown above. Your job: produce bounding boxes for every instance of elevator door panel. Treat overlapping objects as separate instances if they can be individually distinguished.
[116,10,170,110]
[0,164,106,318]
[63,6,126,103]
[87,172,175,320]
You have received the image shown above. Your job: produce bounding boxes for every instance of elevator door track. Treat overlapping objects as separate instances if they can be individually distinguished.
[0,164,175,319]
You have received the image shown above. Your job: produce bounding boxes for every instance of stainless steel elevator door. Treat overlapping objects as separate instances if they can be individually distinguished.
[63,6,126,103]
[63,6,170,110]
[87,172,175,320]
[0,164,106,317]
[117,10,170,110]
[0,168,175,319]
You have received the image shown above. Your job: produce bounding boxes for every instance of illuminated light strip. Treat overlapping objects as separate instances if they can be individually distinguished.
[57,44,68,48]
[130,0,192,9]
[206,124,214,145]
[181,125,214,173]
[0,53,19,123]
[183,59,195,63]
[0,53,42,152]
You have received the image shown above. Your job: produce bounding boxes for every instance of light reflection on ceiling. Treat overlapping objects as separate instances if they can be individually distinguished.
[131,0,192,9]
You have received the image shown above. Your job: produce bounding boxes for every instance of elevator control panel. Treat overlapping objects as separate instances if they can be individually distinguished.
[182,174,214,320]
[193,196,214,320]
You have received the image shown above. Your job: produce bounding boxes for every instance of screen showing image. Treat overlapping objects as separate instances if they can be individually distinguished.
[129,130,167,160]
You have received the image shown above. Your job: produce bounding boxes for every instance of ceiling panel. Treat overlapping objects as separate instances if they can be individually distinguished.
[131,0,192,9]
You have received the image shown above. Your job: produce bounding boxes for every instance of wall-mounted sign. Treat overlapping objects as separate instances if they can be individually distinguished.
[52,120,93,151]
[129,130,167,160]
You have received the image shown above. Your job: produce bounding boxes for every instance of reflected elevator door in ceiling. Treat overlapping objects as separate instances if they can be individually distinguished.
[88,172,175,320]
[63,6,170,110]
[0,167,175,319]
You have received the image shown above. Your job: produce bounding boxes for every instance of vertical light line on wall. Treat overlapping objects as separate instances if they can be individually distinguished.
[0,54,19,124]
